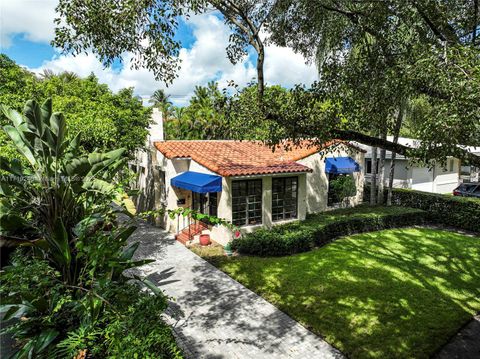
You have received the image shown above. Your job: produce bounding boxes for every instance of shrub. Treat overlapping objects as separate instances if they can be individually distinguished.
[103,294,183,359]
[1,250,183,359]
[391,188,480,232]
[330,175,357,201]
[0,99,182,358]
[233,226,315,256]
[231,206,427,256]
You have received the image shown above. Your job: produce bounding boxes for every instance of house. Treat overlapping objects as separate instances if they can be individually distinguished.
[133,110,365,245]
[359,137,461,194]
[150,139,365,245]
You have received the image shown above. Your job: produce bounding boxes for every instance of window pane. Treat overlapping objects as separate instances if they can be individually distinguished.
[232,179,262,226]
[272,177,298,222]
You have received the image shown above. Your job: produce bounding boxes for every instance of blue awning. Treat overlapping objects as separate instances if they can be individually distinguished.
[171,171,222,193]
[325,157,360,174]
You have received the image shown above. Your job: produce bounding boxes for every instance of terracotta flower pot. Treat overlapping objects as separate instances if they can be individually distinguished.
[199,234,211,246]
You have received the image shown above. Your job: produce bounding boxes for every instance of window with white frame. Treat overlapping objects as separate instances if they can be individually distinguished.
[272,177,298,221]
[232,179,262,226]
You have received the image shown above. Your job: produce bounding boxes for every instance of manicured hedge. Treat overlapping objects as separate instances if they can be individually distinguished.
[231,206,427,256]
[391,188,480,233]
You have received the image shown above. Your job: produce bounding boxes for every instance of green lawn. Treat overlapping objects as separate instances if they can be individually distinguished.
[210,228,480,358]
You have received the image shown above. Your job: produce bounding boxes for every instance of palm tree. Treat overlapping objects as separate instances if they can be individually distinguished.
[173,106,185,120]
[149,89,172,119]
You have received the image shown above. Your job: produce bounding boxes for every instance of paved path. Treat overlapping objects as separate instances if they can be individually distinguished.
[433,314,480,359]
[130,220,343,359]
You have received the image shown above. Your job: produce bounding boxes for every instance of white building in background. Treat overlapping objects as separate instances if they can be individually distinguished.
[459,146,480,183]
[358,137,463,194]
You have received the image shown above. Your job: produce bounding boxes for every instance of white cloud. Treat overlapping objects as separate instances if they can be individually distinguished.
[11,7,317,106]
[264,45,318,87]
[0,0,57,47]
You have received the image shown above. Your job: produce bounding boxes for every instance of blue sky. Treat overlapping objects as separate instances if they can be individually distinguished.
[0,0,317,106]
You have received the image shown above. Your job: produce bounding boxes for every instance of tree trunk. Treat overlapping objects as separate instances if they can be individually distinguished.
[256,43,265,100]
[387,101,406,206]
[377,130,387,204]
[370,146,378,205]
[473,0,478,45]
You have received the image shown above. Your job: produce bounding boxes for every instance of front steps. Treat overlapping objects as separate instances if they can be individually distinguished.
[175,221,209,245]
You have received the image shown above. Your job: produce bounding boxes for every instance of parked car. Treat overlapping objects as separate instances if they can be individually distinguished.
[452,183,480,198]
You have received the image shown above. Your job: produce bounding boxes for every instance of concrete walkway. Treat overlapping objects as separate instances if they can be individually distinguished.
[433,314,480,359]
[130,220,343,359]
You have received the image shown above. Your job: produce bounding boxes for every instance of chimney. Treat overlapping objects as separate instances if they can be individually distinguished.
[148,107,164,143]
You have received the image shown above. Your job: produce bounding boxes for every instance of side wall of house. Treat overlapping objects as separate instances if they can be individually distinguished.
[297,147,365,214]
[364,159,411,189]
[433,158,460,193]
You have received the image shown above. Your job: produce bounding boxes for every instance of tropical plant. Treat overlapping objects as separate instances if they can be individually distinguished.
[330,175,357,203]
[0,99,132,282]
[0,99,181,358]
[164,82,230,140]
[0,250,180,359]
[149,88,172,119]
[0,56,151,159]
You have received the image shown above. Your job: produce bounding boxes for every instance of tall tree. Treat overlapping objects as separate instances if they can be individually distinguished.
[209,0,276,98]
[165,82,228,139]
[149,89,172,119]
[52,0,480,166]
[0,55,151,158]
[264,0,480,166]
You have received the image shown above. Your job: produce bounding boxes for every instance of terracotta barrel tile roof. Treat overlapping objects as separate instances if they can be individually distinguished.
[272,139,366,161]
[154,139,363,177]
[154,140,312,177]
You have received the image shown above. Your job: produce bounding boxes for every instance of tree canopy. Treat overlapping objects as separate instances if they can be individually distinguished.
[265,0,480,166]
[51,1,480,166]
[0,55,151,158]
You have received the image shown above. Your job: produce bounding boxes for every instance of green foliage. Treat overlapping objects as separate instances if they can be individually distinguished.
[226,84,293,141]
[1,253,182,359]
[165,82,229,140]
[391,188,480,233]
[216,228,480,358]
[53,0,190,83]
[47,0,480,165]
[0,99,129,281]
[0,99,182,358]
[329,175,356,201]
[265,1,480,165]
[0,253,68,359]
[103,295,183,358]
[0,55,151,158]
[231,206,426,256]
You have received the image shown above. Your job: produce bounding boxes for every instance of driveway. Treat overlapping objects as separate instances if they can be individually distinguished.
[130,220,344,359]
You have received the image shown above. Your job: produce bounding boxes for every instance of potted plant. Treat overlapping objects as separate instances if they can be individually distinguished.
[224,242,233,256]
[199,234,211,246]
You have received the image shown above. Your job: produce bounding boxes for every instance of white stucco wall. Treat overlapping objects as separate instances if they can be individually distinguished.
[210,173,307,245]
[364,158,460,194]
[433,158,460,193]
[297,146,365,213]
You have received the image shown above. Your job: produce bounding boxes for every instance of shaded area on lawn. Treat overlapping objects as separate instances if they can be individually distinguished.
[210,228,480,359]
